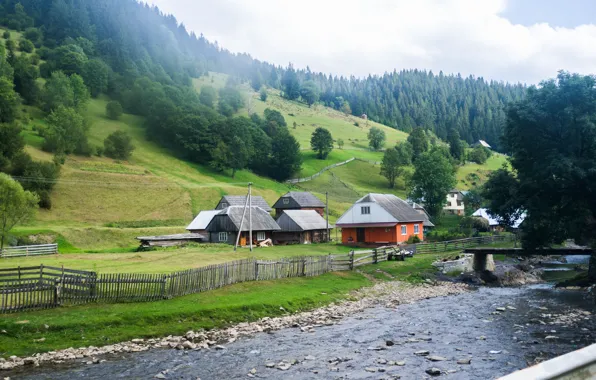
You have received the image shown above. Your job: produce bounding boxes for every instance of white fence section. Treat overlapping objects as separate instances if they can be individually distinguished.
[286,158,355,184]
[1,244,58,258]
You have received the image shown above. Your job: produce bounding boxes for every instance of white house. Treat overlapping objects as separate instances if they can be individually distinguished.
[444,189,465,216]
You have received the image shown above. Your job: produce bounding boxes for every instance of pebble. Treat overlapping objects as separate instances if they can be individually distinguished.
[545,336,558,340]
[365,367,378,372]
[265,362,275,368]
[457,358,472,365]
[377,358,388,364]
[489,350,502,354]
[386,340,395,346]
[304,355,315,361]
[426,367,442,376]
[414,350,430,356]
[396,361,406,366]
[427,356,447,362]
[496,307,506,312]
[277,362,291,371]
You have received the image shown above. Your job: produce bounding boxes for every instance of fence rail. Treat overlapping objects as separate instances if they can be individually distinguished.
[0,235,510,313]
[0,244,58,258]
[286,158,355,184]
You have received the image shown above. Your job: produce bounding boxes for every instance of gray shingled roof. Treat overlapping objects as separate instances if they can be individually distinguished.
[217,195,272,212]
[218,206,280,231]
[357,193,424,223]
[273,192,325,209]
[276,210,332,232]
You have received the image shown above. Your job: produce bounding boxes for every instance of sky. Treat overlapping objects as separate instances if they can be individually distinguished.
[148,0,596,84]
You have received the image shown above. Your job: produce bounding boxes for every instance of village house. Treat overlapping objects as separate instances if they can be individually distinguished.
[472,208,526,232]
[215,195,272,213]
[274,210,332,244]
[336,193,425,245]
[205,206,280,245]
[185,210,220,242]
[272,191,326,217]
[409,201,435,233]
[444,189,465,216]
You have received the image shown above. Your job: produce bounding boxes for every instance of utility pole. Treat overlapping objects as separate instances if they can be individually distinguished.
[249,182,253,252]
[326,191,329,242]
[234,184,251,251]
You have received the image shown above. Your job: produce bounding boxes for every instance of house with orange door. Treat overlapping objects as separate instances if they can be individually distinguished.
[336,193,425,245]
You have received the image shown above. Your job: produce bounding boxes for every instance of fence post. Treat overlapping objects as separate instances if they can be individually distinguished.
[302,258,307,277]
[349,250,354,270]
[373,248,378,264]
[255,260,259,281]
[40,264,44,285]
[161,275,168,299]
[26,246,29,257]
[53,279,59,306]
[18,266,21,280]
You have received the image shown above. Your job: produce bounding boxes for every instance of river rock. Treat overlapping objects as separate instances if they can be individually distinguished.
[365,367,377,373]
[304,355,315,361]
[496,307,506,312]
[457,358,471,365]
[507,306,516,310]
[277,361,291,370]
[426,367,442,376]
[427,356,447,362]
[249,368,256,375]
[396,361,406,366]
[386,340,395,346]
[414,350,430,356]
[265,362,275,368]
[377,358,388,364]
[545,335,558,340]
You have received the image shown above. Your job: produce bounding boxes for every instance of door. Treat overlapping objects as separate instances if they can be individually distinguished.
[356,228,365,243]
[240,233,247,246]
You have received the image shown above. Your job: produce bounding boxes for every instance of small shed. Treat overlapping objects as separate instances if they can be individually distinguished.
[186,210,220,240]
[473,140,492,149]
[272,191,325,217]
[274,210,332,244]
[206,206,280,245]
[215,195,272,213]
[136,233,206,248]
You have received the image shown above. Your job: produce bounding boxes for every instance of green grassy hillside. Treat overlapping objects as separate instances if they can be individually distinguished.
[12,68,505,252]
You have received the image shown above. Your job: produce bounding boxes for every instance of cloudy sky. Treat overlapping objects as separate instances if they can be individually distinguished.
[149,0,596,84]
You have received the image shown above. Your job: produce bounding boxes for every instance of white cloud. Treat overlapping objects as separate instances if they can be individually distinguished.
[149,0,596,84]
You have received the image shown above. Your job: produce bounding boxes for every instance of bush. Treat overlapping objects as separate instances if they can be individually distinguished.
[106,100,123,120]
[19,39,34,53]
[95,146,104,157]
[260,87,267,101]
[460,216,489,232]
[468,146,489,164]
[406,235,421,244]
[104,130,134,160]
[29,53,40,65]
[2,31,9,39]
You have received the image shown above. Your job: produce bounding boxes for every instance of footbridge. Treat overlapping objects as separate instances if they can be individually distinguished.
[464,248,595,281]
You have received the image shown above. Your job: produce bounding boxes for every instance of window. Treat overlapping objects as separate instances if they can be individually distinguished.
[257,232,266,241]
[220,202,228,208]
[283,198,290,205]
[457,201,463,207]
[361,206,371,215]
[414,224,420,234]
[401,225,407,235]
[218,232,228,242]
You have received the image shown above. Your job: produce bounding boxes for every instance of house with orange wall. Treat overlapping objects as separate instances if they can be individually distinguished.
[336,194,425,245]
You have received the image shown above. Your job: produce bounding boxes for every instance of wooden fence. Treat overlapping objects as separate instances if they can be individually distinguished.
[0,244,58,258]
[286,158,355,184]
[0,235,509,313]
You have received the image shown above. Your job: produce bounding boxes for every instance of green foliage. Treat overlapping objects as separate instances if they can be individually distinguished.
[300,80,319,107]
[259,87,267,101]
[463,188,483,216]
[43,106,89,155]
[53,44,88,75]
[406,234,421,244]
[18,38,34,53]
[105,100,123,120]
[23,28,42,45]
[340,100,351,116]
[468,146,489,164]
[228,135,250,178]
[12,55,39,104]
[310,127,333,159]
[459,216,489,232]
[270,130,302,181]
[407,127,429,161]
[0,173,38,250]
[2,31,9,39]
[11,152,60,209]
[448,128,465,162]
[409,149,457,220]
[482,167,522,229]
[104,131,135,160]
[367,127,386,151]
[380,142,412,188]
[250,71,263,92]
[0,77,20,122]
[337,138,344,149]
[42,71,89,112]
[82,59,109,97]
[282,64,300,100]
[199,85,216,108]
[218,86,244,116]
[0,122,24,171]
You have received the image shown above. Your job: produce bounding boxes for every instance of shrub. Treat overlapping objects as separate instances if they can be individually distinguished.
[29,53,40,65]
[259,87,267,101]
[106,100,123,120]
[19,39,34,53]
[468,146,489,164]
[406,235,421,244]
[95,146,104,157]
[104,130,134,160]
[2,31,9,39]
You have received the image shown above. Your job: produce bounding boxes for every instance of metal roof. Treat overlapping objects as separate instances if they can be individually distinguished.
[276,210,333,232]
[186,210,220,231]
[356,193,425,223]
[273,192,325,209]
[208,206,280,232]
[472,208,526,228]
[216,195,272,212]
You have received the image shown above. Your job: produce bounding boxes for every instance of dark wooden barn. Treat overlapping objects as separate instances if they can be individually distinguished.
[272,191,325,217]
[274,210,332,244]
[215,195,272,213]
[206,206,280,246]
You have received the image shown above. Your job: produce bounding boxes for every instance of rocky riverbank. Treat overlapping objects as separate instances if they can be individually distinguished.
[0,281,469,371]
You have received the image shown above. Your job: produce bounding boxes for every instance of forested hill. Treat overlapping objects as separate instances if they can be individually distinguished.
[1,0,526,149]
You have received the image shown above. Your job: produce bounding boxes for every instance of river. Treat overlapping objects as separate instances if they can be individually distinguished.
[9,284,595,379]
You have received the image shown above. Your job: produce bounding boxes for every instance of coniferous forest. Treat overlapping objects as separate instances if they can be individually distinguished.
[0,0,526,205]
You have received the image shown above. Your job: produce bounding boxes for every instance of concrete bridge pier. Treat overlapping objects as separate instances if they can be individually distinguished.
[473,253,496,272]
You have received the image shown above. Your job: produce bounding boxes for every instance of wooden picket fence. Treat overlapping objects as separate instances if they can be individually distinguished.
[0,235,510,313]
[1,244,58,258]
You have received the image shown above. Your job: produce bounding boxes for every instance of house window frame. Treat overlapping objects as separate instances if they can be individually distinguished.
[401,225,407,235]
[220,202,228,209]
[218,232,228,242]
[414,224,420,234]
[283,198,290,205]
[361,206,371,215]
[257,231,266,241]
